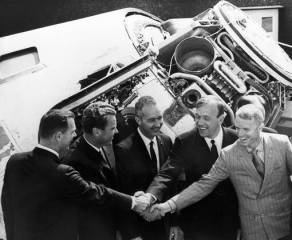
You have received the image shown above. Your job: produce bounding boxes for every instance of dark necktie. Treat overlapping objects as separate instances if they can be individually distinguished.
[252,150,265,179]
[149,140,158,174]
[210,139,218,162]
[99,148,116,187]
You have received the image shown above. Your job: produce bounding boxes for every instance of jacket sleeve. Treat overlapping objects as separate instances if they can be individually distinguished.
[284,136,292,176]
[57,164,132,210]
[172,149,230,211]
[146,137,183,201]
[1,175,13,240]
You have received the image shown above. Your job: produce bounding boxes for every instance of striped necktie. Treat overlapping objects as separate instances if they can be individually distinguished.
[252,149,265,178]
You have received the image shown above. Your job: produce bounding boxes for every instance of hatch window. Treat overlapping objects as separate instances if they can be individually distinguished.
[0,47,41,80]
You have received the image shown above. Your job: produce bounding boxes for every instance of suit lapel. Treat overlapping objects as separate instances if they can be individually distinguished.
[259,135,273,195]
[195,129,216,164]
[78,137,101,169]
[134,131,151,161]
[157,135,168,168]
[78,137,116,186]
[195,129,210,152]
[238,143,263,188]
[102,145,115,170]
[102,145,117,177]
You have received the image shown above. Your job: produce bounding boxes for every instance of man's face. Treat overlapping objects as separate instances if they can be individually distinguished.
[136,104,163,139]
[59,118,77,155]
[97,115,118,146]
[195,103,223,139]
[234,117,261,148]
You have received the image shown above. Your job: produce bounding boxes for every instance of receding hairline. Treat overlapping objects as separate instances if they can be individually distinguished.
[196,96,226,117]
[135,96,157,118]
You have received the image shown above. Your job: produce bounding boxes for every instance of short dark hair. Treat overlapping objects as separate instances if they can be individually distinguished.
[82,102,116,133]
[196,95,226,117]
[135,96,157,118]
[38,109,75,139]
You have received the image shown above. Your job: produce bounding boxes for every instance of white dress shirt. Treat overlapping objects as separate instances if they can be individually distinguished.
[204,127,223,156]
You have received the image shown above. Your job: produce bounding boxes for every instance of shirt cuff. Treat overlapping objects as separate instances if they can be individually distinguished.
[167,199,177,214]
[145,193,157,203]
[131,196,136,209]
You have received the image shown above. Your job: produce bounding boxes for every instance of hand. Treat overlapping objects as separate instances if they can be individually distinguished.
[134,191,155,206]
[139,207,163,222]
[169,226,184,240]
[132,195,150,213]
[151,202,171,215]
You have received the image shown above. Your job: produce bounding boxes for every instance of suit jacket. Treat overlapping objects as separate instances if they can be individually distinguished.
[114,130,172,240]
[147,127,239,240]
[1,147,132,240]
[64,136,119,240]
[173,132,292,240]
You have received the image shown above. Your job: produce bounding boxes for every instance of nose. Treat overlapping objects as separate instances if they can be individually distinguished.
[154,119,162,128]
[73,131,77,138]
[236,129,244,137]
[196,117,205,126]
[114,128,119,134]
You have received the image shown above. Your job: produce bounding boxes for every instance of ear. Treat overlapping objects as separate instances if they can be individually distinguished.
[258,122,264,130]
[92,127,102,137]
[135,116,141,126]
[54,131,63,142]
[218,112,226,124]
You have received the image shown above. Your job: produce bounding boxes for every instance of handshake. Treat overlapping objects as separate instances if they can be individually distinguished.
[131,191,172,222]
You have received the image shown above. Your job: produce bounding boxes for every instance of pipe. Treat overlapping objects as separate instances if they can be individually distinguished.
[170,72,235,125]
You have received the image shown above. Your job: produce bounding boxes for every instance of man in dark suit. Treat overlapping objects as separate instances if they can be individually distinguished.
[146,95,239,240]
[115,96,173,240]
[1,109,148,240]
[65,102,125,240]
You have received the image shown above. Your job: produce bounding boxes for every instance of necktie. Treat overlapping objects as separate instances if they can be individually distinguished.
[252,149,265,178]
[210,139,218,162]
[149,140,158,173]
[98,148,116,187]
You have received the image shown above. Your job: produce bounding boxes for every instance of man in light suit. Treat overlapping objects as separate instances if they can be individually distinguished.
[153,104,292,240]
[145,95,239,240]
[1,109,149,240]
[115,96,173,240]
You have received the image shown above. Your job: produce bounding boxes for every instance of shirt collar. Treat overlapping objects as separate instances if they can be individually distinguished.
[137,128,157,147]
[83,135,102,153]
[36,144,59,158]
[204,127,223,146]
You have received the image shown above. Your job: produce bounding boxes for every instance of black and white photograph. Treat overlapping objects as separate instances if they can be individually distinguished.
[1,0,292,239]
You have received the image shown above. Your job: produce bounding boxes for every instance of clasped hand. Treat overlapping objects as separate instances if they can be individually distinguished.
[132,191,168,222]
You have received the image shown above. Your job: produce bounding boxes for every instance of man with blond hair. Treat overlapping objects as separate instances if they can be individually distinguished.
[154,104,292,240]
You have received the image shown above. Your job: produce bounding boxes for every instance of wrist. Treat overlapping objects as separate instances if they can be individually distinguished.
[131,196,136,210]
[145,193,156,204]
[166,199,177,214]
